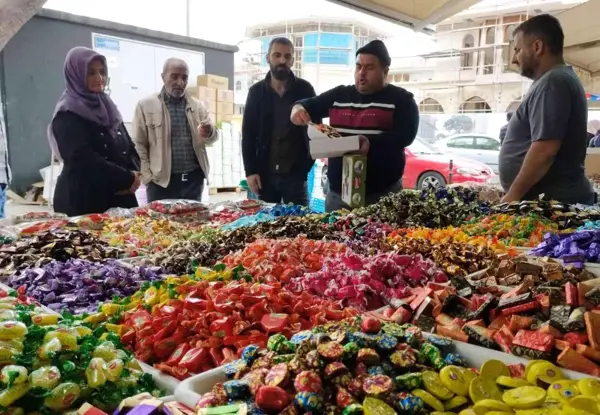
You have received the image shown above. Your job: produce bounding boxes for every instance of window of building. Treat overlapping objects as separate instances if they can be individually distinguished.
[419,98,444,114]
[461,34,474,69]
[235,80,242,91]
[460,97,492,113]
[484,27,496,74]
[502,23,519,71]
[392,73,410,83]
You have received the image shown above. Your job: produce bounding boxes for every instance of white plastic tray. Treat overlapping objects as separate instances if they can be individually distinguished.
[173,338,596,409]
[139,361,181,394]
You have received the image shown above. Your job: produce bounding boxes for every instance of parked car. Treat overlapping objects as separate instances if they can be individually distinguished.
[435,134,500,173]
[403,138,495,189]
[320,138,496,191]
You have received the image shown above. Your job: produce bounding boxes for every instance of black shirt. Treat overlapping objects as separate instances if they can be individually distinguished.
[268,83,303,174]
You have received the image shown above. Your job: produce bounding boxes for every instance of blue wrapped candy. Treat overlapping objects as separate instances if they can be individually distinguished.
[223,380,251,400]
[367,366,385,376]
[290,330,313,345]
[223,359,247,378]
[396,392,424,414]
[295,392,324,413]
[258,204,309,217]
[241,345,260,365]
[444,352,467,367]
[377,334,398,351]
[427,334,452,348]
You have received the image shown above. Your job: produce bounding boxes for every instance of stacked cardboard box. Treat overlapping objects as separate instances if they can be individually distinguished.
[187,74,234,125]
[207,122,244,189]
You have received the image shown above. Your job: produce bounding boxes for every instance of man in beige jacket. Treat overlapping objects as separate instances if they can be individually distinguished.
[133,58,218,202]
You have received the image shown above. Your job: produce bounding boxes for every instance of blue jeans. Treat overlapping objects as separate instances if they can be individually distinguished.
[259,174,308,206]
[325,181,403,212]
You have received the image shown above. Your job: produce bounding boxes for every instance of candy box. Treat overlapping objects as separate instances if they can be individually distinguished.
[307,124,360,159]
[341,155,367,208]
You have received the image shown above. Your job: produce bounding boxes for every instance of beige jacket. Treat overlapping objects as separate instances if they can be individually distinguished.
[132,92,218,187]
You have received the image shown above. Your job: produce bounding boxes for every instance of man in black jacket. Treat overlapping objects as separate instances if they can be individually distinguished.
[499,111,513,144]
[291,40,419,212]
[242,37,319,206]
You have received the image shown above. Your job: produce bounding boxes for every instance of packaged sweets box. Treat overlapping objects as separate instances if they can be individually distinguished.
[341,155,367,208]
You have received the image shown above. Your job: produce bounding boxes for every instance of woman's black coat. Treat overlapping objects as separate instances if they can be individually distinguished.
[52,110,140,216]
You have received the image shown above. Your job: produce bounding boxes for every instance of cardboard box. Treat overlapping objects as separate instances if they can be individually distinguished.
[307,123,361,158]
[197,74,229,90]
[586,148,600,177]
[216,101,234,115]
[187,86,217,101]
[341,155,367,208]
[216,89,234,103]
[200,100,217,113]
[217,114,233,124]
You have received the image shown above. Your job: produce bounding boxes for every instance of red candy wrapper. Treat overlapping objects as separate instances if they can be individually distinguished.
[508,363,526,378]
[255,386,292,412]
[492,325,514,354]
[501,301,540,317]
[512,329,555,353]
[565,282,578,307]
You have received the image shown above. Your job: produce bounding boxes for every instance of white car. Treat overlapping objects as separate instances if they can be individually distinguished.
[435,134,500,173]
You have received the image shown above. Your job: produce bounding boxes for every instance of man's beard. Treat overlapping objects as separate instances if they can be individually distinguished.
[271,65,290,81]
[519,56,536,80]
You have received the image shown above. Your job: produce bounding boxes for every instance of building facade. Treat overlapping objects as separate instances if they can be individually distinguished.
[388,0,594,117]
[234,17,391,110]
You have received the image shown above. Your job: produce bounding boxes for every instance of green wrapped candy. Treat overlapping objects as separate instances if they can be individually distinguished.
[0,384,29,407]
[342,403,364,415]
[273,354,295,364]
[267,334,287,352]
[29,366,61,390]
[343,342,360,359]
[393,373,423,391]
[44,383,81,411]
[420,344,445,370]
[382,323,404,339]
[1,365,27,385]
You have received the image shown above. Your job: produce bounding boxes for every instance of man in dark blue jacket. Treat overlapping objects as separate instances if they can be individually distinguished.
[242,37,319,206]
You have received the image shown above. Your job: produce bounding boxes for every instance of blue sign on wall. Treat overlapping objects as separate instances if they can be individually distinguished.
[94,36,120,52]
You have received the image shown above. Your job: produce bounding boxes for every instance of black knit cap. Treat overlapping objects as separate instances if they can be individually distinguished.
[356,40,391,67]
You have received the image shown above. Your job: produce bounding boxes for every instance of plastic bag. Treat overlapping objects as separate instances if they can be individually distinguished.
[0,227,18,245]
[104,207,137,218]
[12,212,67,224]
[149,199,208,215]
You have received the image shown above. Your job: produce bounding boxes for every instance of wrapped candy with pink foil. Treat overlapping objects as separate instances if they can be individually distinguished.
[287,252,448,311]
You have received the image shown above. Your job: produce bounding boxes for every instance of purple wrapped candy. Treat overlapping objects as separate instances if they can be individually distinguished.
[8,259,164,313]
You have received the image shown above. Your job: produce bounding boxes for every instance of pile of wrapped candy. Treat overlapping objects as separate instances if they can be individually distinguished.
[195,318,600,415]
[1,186,600,413]
[0,289,162,413]
[88,276,357,380]
[379,256,600,376]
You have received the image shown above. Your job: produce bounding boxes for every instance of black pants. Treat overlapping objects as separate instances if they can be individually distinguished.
[259,174,308,206]
[147,168,205,202]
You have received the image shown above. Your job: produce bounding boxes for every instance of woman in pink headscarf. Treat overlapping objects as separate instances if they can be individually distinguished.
[49,47,141,216]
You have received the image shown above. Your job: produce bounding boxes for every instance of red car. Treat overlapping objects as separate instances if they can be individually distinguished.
[321,138,495,190]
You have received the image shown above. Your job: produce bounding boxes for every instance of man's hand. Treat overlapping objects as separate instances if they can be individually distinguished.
[198,122,214,142]
[290,105,311,125]
[247,174,262,195]
[357,135,370,155]
[500,192,518,204]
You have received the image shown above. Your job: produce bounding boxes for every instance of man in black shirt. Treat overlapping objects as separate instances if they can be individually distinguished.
[291,40,419,212]
[499,111,512,144]
[242,37,319,206]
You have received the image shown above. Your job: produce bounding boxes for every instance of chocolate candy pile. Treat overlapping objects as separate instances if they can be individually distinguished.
[492,199,600,230]
[382,256,600,375]
[356,187,489,228]
[390,237,496,277]
[196,318,600,415]
[0,230,122,275]
[529,230,600,263]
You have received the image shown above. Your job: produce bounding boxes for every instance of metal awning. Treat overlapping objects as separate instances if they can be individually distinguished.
[325,0,481,33]
[557,0,600,74]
